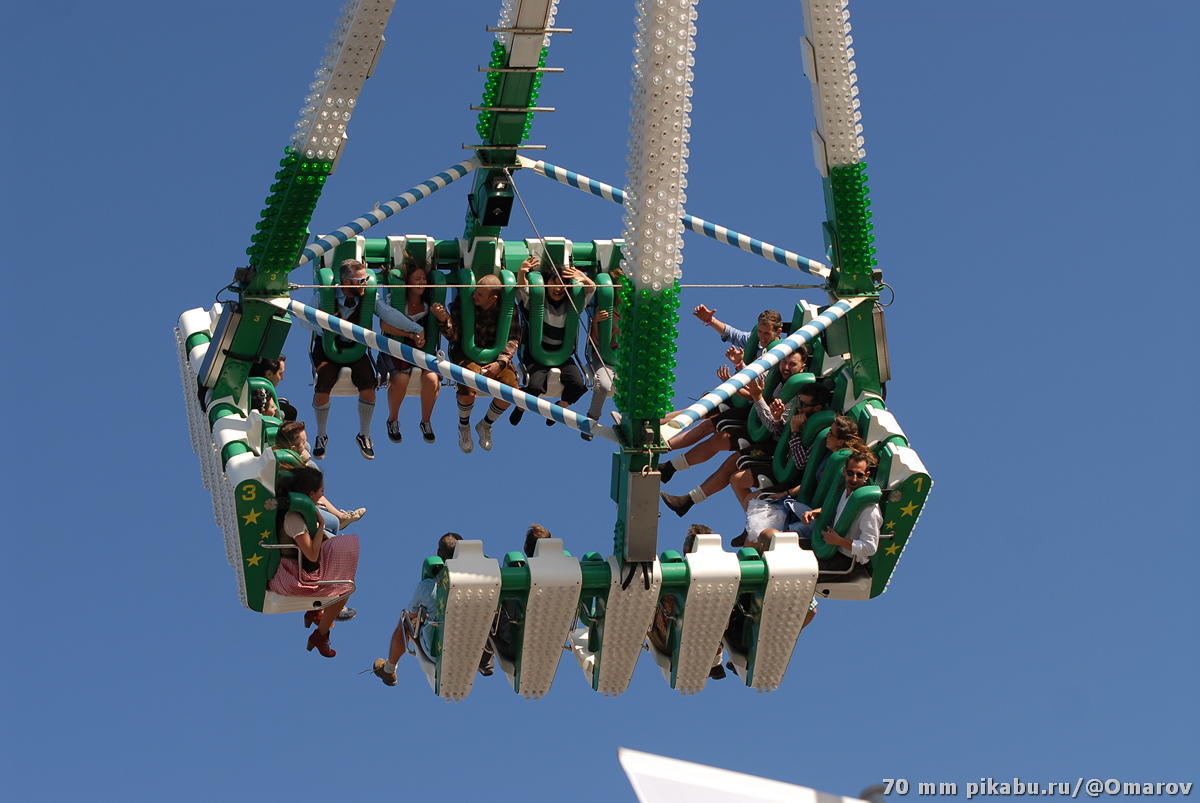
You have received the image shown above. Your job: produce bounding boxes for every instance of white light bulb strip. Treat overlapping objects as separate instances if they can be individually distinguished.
[800,0,865,171]
[621,0,699,292]
[494,0,560,53]
[290,0,397,163]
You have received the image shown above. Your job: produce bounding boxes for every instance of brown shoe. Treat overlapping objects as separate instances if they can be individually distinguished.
[660,492,694,518]
[372,658,398,686]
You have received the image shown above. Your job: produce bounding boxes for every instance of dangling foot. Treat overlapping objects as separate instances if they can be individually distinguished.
[313,434,328,460]
[336,507,367,529]
[730,529,749,548]
[419,421,436,443]
[356,433,375,460]
[306,629,336,658]
[372,658,398,687]
[475,420,493,451]
[335,607,357,622]
[457,425,473,454]
[659,461,677,484]
[660,492,694,518]
[509,406,524,425]
[386,419,402,443]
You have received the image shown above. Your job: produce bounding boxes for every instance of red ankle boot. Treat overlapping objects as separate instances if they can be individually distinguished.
[306,629,336,658]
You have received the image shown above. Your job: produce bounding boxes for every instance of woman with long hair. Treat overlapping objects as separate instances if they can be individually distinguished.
[269,466,359,657]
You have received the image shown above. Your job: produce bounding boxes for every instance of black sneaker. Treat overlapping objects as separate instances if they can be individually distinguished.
[660,461,676,484]
[313,434,328,460]
[336,607,357,622]
[708,663,726,680]
[419,421,436,443]
[356,434,375,460]
[386,419,401,443]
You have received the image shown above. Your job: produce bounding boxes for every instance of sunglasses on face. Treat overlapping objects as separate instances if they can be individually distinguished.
[844,469,870,480]
[345,276,368,285]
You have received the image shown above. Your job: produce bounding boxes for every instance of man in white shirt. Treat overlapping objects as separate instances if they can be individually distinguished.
[801,451,881,571]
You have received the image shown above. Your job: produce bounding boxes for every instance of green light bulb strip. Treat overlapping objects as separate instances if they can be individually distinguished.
[828,161,876,279]
[246,146,333,278]
[475,41,507,139]
[614,276,681,419]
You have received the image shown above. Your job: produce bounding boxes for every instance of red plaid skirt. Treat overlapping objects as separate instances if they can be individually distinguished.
[268,534,359,598]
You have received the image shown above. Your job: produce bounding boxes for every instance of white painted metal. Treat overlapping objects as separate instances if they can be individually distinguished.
[619,748,869,803]
[800,0,866,168]
[578,557,662,696]
[508,538,582,698]
[437,541,502,701]
[292,0,397,165]
[496,0,560,62]
[622,0,699,292]
[672,534,740,694]
[862,405,905,448]
[745,532,818,692]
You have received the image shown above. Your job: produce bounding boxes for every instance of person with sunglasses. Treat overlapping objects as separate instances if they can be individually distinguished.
[795,450,881,571]
[310,259,423,460]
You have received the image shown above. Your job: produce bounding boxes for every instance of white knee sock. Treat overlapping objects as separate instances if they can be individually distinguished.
[357,399,374,436]
[314,402,331,437]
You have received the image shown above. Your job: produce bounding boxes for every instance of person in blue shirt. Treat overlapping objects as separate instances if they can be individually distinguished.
[310,258,423,460]
[372,532,463,686]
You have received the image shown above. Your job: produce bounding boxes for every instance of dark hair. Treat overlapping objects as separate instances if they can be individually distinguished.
[683,523,714,554]
[524,523,552,557]
[250,355,285,379]
[404,262,433,305]
[757,310,783,329]
[437,532,463,561]
[339,258,367,280]
[250,387,273,414]
[279,466,322,497]
[275,466,323,530]
[275,421,306,451]
[799,384,832,408]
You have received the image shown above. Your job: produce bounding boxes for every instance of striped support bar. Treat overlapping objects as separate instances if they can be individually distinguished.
[664,297,862,433]
[519,157,830,279]
[275,297,618,443]
[296,158,480,268]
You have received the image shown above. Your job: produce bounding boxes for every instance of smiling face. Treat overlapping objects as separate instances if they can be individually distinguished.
[546,274,567,302]
[843,456,871,493]
[779,351,806,379]
[341,262,369,297]
[757,319,782,347]
[473,275,502,310]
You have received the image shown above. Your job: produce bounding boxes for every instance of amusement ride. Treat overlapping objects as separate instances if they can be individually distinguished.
[176,0,931,700]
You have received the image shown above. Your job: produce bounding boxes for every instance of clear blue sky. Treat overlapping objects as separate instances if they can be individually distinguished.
[4,2,1196,800]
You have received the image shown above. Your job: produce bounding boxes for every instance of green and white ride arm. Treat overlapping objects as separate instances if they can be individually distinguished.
[205,0,397,405]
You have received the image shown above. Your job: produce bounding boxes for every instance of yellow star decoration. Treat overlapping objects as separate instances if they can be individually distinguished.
[885,543,901,556]
[899,501,918,517]
[241,509,262,525]
[245,553,263,567]
[260,530,271,541]
[885,521,896,530]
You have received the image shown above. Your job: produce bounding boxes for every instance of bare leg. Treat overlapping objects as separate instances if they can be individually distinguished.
[731,469,755,509]
[317,598,348,635]
[387,617,409,665]
[667,418,714,451]
[683,431,732,467]
[388,371,409,420]
[699,453,740,497]
[419,370,439,423]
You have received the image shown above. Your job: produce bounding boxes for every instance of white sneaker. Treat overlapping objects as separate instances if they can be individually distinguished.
[475,420,493,451]
[457,425,473,454]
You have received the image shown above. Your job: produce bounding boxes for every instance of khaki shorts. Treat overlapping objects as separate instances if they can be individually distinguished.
[460,360,518,392]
